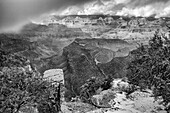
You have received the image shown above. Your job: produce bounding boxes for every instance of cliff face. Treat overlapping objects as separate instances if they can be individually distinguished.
[47,38,133,99]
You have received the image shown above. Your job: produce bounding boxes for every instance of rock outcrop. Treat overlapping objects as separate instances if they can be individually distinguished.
[62,41,106,99]
[43,69,64,84]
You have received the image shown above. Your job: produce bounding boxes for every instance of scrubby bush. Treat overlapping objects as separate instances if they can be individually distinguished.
[0,50,61,113]
[127,32,170,111]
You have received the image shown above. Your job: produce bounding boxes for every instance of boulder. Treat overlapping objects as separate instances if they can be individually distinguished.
[91,89,115,108]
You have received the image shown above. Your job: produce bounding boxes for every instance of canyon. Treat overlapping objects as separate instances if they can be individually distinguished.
[1,15,170,113]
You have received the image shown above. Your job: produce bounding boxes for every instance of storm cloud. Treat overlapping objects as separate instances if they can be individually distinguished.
[0,0,170,32]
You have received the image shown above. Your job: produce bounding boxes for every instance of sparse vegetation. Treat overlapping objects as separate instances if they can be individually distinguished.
[127,32,170,111]
[79,76,112,104]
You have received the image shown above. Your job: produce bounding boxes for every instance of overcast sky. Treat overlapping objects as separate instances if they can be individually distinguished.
[0,0,170,32]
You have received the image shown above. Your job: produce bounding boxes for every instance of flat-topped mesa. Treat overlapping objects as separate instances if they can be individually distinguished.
[74,38,135,57]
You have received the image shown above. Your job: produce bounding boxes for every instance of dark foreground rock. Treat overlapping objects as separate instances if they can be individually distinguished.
[62,41,106,99]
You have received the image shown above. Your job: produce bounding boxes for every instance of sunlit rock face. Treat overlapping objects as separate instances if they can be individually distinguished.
[43,69,64,84]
